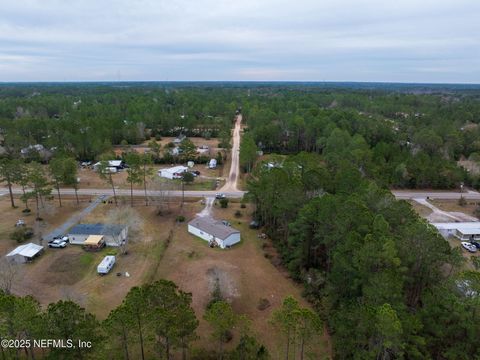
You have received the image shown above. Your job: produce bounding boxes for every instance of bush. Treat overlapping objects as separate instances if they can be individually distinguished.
[472,256,480,270]
[458,196,467,207]
[219,198,229,208]
[120,139,129,146]
[155,134,162,141]
[234,210,242,218]
[22,208,31,213]
[176,215,186,223]
[10,227,34,243]
[240,203,246,209]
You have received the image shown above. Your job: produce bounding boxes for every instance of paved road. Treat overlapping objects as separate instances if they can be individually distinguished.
[392,190,480,200]
[42,195,109,241]
[220,114,242,192]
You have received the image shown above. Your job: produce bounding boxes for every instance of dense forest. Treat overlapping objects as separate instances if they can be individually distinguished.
[1,83,480,359]
[247,153,480,359]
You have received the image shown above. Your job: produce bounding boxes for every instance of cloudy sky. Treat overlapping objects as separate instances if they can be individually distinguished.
[0,0,479,82]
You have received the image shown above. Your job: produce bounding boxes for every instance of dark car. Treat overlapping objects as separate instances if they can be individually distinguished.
[249,220,260,229]
[193,170,200,175]
[471,241,480,249]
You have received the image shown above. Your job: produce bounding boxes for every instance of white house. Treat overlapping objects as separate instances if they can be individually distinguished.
[159,166,188,179]
[188,217,240,249]
[93,160,126,172]
[6,243,44,264]
[432,222,480,241]
[208,159,217,169]
[67,224,128,247]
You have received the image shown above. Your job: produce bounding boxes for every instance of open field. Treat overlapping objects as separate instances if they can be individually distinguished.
[429,199,480,219]
[154,200,331,358]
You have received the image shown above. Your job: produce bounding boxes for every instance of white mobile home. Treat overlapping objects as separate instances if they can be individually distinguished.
[432,222,480,241]
[93,160,126,172]
[6,243,44,264]
[188,217,240,249]
[68,224,128,247]
[159,166,188,179]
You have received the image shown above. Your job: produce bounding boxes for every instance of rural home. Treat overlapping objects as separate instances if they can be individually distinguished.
[159,166,188,179]
[432,222,480,241]
[188,217,241,249]
[68,224,128,247]
[93,160,126,172]
[6,243,44,264]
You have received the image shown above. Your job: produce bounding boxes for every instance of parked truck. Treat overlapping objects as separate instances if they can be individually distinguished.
[97,255,116,275]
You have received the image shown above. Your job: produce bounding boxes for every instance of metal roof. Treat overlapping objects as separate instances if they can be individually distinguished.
[68,223,126,236]
[188,217,239,240]
[6,243,43,258]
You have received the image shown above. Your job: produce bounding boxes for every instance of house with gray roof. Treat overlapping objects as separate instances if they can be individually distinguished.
[67,223,128,247]
[188,217,240,249]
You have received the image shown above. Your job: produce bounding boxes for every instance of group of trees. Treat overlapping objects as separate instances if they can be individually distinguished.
[0,84,239,161]
[0,278,320,359]
[248,152,480,358]
[242,88,480,189]
[0,155,82,219]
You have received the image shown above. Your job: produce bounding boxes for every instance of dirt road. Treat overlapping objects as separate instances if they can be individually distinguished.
[220,114,242,192]
[412,198,478,222]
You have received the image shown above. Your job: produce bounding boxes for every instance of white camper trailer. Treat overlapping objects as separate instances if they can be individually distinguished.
[97,255,116,275]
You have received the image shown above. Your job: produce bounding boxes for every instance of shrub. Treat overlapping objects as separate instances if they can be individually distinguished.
[234,210,242,218]
[10,227,34,243]
[219,198,229,208]
[458,196,467,207]
[472,256,480,270]
[22,208,31,213]
[240,203,246,209]
[155,134,162,141]
[120,139,129,146]
[176,215,186,223]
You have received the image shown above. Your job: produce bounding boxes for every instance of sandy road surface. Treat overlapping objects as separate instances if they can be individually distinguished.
[220,114,241,192]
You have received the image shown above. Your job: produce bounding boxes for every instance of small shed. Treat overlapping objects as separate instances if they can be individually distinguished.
[188,217,240,249]
[6,243,44,264]
[68,224,128,247]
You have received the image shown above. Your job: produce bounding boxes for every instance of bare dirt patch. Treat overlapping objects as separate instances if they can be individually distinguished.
[153,202,330,358]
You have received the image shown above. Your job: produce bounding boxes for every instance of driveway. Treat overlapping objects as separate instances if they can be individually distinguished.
[42,195,109,242]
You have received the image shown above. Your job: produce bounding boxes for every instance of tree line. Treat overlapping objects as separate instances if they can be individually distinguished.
[247,152,480,359]
[0,278,323,360]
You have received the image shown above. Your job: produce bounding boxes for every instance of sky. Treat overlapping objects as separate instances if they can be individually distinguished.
[0,0,479,83]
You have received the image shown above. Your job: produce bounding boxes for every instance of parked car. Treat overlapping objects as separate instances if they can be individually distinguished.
[48,239,67,248]
[471,241,480,249]
[51,235,69,243]
[215,193,226,199]
[222,220,231,227]
[461,242,477,253]
[249,220,260,229]
[192,170,201,175]
[190,171,198,177]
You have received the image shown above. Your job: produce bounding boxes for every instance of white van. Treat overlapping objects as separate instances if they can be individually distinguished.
[97,255,116,275]
[208,159,217,169]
